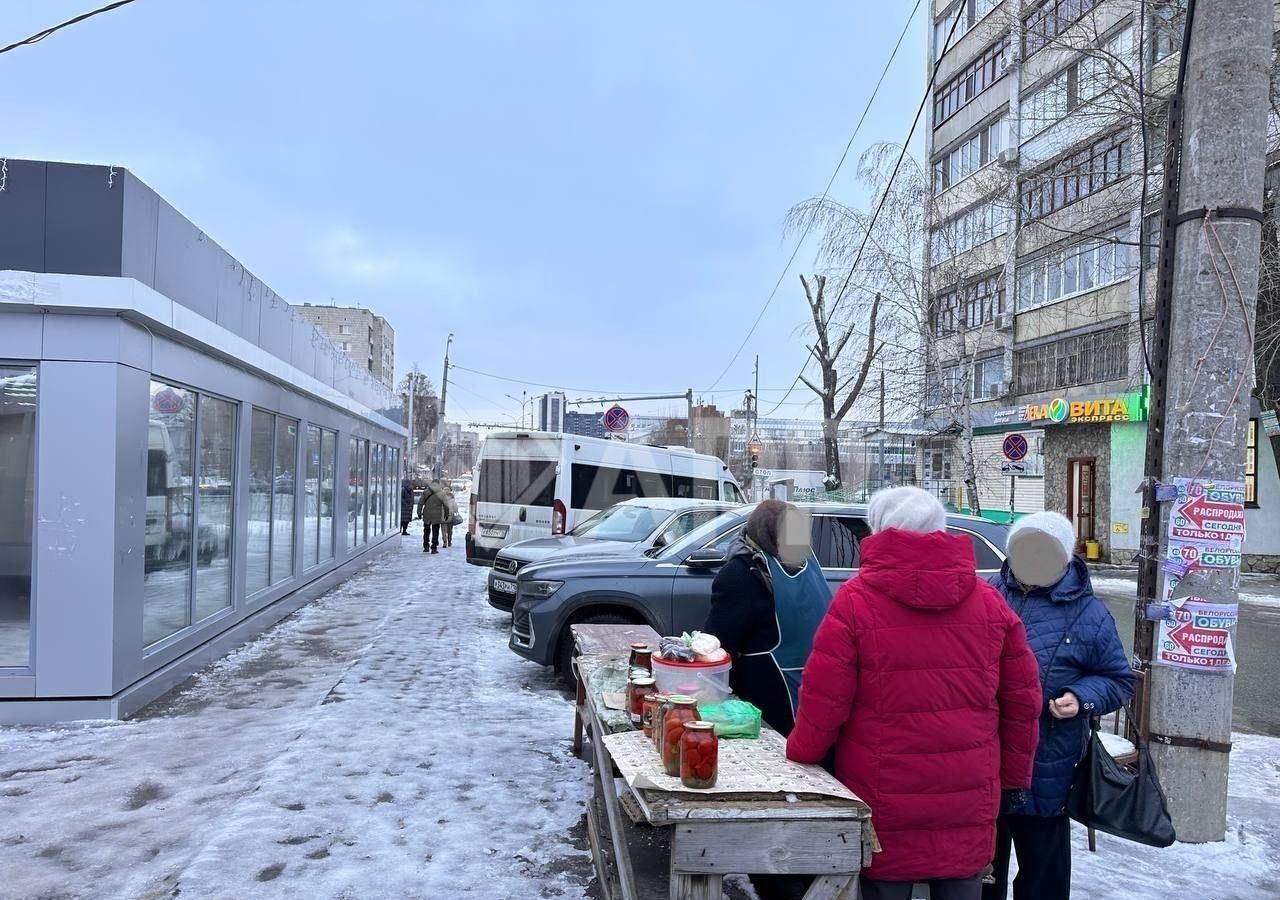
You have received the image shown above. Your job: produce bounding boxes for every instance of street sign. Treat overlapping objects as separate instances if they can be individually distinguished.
[1001,461,1028,475]
[1001,432,1029,462]
[747,435,762,456]
[603,405,630,433]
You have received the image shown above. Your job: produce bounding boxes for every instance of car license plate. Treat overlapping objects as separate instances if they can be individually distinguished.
[481,524,508,539]
[492,578,517,595]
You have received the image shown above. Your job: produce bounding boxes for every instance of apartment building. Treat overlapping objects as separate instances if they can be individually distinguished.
[922,0,1280,566]
[295,303,396,389]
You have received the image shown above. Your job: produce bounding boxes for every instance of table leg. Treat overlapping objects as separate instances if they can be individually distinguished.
[573,656,585,757]
[803,874,859,899]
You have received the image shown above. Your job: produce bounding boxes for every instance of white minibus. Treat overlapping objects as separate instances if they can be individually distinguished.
[465,431,744,565]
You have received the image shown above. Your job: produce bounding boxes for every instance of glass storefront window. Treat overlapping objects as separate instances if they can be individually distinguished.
[321,429,336,561]
[371,444,384,537]
[271,418,298,584]
[194,395,236,622]
[143,382,196,646]
[247,410,274,595]
[348,437,360,549]
[0,366,37,668]
[304,426,322,570]
[359,439,369,545]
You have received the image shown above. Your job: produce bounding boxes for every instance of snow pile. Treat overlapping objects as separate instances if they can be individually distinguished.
[0,534,592,899]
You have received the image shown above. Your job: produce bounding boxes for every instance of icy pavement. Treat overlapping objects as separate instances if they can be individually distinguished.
[0,531,594,900]
[2,536,1279,900]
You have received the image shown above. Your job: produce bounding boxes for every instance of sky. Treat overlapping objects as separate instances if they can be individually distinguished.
[2,0,925,428]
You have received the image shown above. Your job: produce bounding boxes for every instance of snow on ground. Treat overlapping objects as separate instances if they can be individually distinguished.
[0,529,593,900]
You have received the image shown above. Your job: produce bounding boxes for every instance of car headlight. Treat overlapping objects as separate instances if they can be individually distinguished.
[521,580,563,599]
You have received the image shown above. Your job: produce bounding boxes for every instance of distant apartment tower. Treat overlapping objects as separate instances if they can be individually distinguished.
[295,303,396,388]
[537,391,566,432]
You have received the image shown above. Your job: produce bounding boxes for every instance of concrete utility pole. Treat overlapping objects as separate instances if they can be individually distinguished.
[1145,0,1271,843]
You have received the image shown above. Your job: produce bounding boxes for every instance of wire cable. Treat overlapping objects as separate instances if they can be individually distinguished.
[702,0,923,392]
[0,0,140,56]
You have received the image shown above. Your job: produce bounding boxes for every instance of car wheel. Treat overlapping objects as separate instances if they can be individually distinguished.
[556,612,635,690]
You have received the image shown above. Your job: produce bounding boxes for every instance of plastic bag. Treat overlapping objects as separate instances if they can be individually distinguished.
[658,636,696,662]
[696,699,762,739]
[685,631,722,658]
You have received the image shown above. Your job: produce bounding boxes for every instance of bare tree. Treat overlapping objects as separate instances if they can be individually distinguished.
[398,372,439,465]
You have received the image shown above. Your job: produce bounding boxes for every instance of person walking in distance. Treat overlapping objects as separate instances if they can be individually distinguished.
[399,480,416,536]
[984,512,1135,900]
[440,485,458,549]
[787,487,1042,900]
[416,479,448,554]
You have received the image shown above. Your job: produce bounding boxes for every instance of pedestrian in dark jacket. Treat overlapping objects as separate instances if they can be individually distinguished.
[417,480,449,553]
[703,499,829,738]
[400,481,416,535]
[985,511,1135,900]
[788,487,1042,900]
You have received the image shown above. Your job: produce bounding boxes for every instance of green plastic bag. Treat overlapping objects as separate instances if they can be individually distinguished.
[696,699,762,739]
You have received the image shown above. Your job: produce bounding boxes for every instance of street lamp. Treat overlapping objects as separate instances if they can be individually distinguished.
[504,394,528,429]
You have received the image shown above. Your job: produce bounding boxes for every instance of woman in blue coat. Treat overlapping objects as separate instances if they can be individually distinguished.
[985,512,1135,900]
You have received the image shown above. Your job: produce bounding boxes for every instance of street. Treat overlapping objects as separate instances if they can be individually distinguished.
[1092,574,1280,737]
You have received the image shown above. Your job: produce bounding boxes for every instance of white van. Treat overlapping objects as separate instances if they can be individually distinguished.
[466,431,745,565]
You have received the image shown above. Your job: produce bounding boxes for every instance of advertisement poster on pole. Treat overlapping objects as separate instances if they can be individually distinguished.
[1167,478,1245,550]
[1154,600,1238,673]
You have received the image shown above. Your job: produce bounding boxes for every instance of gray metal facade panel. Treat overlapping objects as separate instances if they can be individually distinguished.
[257,295,294,361]
[215,254,254,342]
[43,163,124,277]
[0,160,48,271]
[119,172,159,287]
[33,360,119,697]
[153,202,219,322]
[0,310,44,359]
[111,362,150,690]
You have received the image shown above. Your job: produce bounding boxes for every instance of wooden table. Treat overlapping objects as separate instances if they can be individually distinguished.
[571,624,872,900]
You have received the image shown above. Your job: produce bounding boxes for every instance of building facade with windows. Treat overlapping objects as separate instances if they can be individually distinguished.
[294,303,396,389]
[0,161,406,722]
[923,0,1280,565]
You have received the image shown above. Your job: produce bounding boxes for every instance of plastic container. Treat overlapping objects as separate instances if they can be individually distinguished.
[661,696,700,776]
[651,654,732,703]
[680,721,719,789]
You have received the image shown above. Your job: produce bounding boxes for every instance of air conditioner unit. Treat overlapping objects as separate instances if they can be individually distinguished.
[997,147,1019,167]
[995,311,1015,331]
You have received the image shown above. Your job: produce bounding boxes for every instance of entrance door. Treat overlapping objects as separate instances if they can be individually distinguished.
[1066,457,1097,550]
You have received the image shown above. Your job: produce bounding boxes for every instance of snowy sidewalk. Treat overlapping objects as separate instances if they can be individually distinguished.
[0,533,594,900]
[2,533,1279,899]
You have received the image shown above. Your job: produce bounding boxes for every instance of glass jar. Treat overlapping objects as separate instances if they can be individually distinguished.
[627,677,656,727]
[661,696,700,776]
[650,694,673,750]
[680,721,719,789]
[629,643,654,673]
[641,692,662,739]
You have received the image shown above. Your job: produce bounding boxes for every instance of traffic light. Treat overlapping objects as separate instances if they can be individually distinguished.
[748,437,761,469]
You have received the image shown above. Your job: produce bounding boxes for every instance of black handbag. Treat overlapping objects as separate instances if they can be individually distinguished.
[1067,718,1177,848]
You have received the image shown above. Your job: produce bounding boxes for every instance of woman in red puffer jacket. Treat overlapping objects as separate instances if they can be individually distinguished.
[786,487,1042,900]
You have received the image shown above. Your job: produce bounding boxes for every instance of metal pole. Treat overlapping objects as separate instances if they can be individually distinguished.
[686,388,694,449]
[406,363,416,473]
[1144,0,1269,843]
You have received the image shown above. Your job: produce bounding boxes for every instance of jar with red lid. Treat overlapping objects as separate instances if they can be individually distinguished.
[679,721,719,789]
[661,696,699,776]
[627,677,655,727]
[641,692,662,739]
[628,642,654,674]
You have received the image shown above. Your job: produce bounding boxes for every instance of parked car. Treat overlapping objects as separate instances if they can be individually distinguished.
[507,503,1009,680]
[487,497,738,611]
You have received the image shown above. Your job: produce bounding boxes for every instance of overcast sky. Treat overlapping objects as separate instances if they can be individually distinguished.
[3,1,924,427]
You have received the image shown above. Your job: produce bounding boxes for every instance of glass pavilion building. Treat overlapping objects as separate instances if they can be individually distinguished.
[0,161,406,722]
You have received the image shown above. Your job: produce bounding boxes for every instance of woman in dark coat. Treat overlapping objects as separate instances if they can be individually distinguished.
[702,499,829,737]
[985,512,1135,900]
[399,480,416,535]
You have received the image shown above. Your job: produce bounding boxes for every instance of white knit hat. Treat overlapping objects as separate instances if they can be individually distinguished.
[1007,511,1076,587]
[868,486,947,534]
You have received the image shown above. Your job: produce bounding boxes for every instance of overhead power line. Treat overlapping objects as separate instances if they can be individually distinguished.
[0,0,140,56]
[702,0,923,392]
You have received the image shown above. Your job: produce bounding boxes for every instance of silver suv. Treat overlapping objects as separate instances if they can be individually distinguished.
[507,503,1009,679]
[487,498,737,611]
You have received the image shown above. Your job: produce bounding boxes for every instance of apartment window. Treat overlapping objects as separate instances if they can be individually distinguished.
[931,199,1010,262]
[926,356,1004,408]
[932,274,1006,336]
[1246,419,1259,506]
[0,366,37,668]
[933,117,1007,194]
[1013,325,1129,394]
[973,354,1005,400]
[339,341,351,352]
[1024,0,1101,58]
[934,0,1000,59]
[934,37,1010,126]
[1015,226,1132,311]
[1020,131,1128,220]
[144,382,238,646]
[337,324,352,335]
[1142,212,1162,270]
[1021,28,1131,138]
[1152,0,1185,64]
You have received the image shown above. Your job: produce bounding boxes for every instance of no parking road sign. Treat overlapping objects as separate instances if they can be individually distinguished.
[603,404,631,433]
[1002,433,1029,462]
